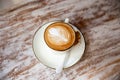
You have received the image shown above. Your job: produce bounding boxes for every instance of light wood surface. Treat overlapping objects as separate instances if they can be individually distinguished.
[0,0,120,80]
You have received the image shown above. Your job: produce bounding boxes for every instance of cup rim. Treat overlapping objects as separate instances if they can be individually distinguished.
[44,21,76,51]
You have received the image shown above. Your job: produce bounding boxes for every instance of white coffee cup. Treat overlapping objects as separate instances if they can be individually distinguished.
[44,18,76,51]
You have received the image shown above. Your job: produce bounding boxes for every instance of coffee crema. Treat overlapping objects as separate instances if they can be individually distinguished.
[44,22,75,51]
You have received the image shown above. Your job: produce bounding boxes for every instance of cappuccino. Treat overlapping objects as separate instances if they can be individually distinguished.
[44,22,75,51]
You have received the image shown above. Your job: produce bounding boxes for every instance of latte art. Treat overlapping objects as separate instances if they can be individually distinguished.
[48,27,70,44]
[44,22,75,51]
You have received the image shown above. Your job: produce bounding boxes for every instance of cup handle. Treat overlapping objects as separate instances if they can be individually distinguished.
[64,18,69,23]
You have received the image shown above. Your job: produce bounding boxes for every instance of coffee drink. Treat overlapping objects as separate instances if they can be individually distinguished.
[44,22,75,51]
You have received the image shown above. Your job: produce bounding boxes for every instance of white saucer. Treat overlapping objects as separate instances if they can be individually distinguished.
[33,22,85,69]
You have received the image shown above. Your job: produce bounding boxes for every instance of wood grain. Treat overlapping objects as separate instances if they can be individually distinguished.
[0,0,120,80]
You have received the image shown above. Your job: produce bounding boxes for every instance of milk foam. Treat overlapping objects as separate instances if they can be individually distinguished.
[49,28,68,42]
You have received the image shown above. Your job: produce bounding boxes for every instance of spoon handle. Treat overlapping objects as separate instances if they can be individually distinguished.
[56,50,70,73]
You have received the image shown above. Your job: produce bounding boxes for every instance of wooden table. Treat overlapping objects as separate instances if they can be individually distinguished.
[0,0,120,80]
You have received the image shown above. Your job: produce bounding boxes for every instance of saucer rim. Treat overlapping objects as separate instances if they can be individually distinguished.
[32,21,85,69]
